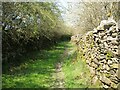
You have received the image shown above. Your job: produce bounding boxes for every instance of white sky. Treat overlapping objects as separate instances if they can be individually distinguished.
[58,0,81,28]
[56,0,119,28]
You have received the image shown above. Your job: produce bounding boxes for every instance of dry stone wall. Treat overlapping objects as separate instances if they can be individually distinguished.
[74,19,120,89]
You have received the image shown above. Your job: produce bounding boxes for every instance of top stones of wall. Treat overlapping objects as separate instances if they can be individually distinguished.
[95,17,117,33]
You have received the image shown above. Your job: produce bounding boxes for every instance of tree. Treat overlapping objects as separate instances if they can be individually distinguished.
[75,2,119,34]
[2,2,71,64]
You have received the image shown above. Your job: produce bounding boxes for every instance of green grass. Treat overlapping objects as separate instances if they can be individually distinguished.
[62,51,102,88]
[63,58,90,88]
[2,41,70,88]
[2,41,102,88]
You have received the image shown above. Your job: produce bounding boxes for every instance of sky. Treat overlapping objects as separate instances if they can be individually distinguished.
[57,0,81,28]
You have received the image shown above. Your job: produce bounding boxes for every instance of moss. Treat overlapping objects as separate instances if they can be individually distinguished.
[96,67,101,71]
[96,64,102,71]
[105,73,111,78]
[90,42,94,49]
[106,51,113,60]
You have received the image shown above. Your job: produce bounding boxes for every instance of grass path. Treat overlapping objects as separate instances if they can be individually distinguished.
[2,41,71,88]
[2,41,101,88]
[51,42,76,88]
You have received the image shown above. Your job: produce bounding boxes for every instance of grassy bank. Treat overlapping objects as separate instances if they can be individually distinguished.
[2,41,69,88]
[2,41,101,88]
[62,44,102,88]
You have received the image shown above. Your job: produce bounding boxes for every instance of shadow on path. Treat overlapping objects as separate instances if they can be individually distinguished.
[2,41,72,88]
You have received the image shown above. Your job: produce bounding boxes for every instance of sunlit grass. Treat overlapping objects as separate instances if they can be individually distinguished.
[2,41,70,88]
[2,41,101,88]
[63,58,90,88]
[62,51,102,88]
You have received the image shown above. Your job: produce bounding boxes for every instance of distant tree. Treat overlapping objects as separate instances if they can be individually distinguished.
[76,2,119,33]
[2,2,71,63]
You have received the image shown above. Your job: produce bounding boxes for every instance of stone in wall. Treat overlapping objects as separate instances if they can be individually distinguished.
[71,18,120,89]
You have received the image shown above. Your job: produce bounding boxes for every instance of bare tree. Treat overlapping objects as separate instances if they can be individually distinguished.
[75,2,119,34]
